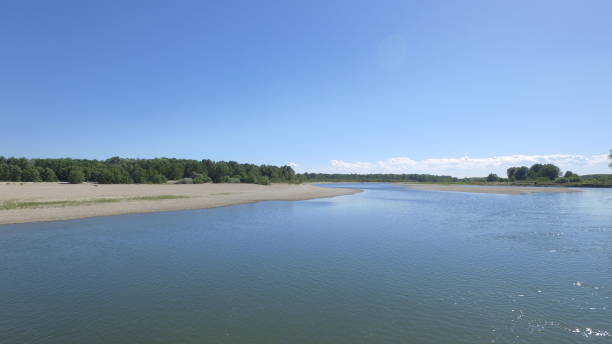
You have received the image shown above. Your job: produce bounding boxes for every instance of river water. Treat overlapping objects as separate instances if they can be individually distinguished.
[1,183,611,343]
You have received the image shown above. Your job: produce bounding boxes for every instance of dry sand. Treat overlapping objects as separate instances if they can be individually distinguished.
[401,183,582,195]
[0,182,360,225]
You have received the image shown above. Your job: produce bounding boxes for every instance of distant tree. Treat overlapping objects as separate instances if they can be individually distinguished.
[0,163,9,180]
[528,164,544,179]
[105,156,123,165]
[512,166,528,180]
[146,168,166,184]
[538,164,561,180]
[131,167,147,184]
[8,165,22,181]
[68,168,85,184]
[506,167,517,180]
[212,162,231,183]
[281,165,296,182]
[41,168,59,182]
[21,167,42,182]
[486,173,500,182]
[169,165,184,180]
[564,171,577,178]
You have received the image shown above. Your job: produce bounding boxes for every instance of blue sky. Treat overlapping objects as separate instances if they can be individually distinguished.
[1,0,611,176]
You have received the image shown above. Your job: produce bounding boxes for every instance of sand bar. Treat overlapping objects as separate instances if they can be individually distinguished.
[0,182,360,225]
[402,183,581,195]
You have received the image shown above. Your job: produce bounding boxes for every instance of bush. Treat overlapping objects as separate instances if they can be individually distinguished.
[192,173,212,184]
[255,176,270,185]
[68,168,85,184]
[219,175,240,183]
[176,178,194,184]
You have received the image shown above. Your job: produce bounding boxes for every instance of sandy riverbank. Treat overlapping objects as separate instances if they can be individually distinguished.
[401,183,582,195]
[0,182,360,225]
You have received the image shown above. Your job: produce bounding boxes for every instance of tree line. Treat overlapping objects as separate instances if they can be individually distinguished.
[298,173,459,183]
[499,161,612,186]
[506,163,564,181]
[0,157,297,185]
[503,163,579,183]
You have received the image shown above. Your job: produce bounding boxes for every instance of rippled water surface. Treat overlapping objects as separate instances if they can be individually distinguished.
[2,184,612,343]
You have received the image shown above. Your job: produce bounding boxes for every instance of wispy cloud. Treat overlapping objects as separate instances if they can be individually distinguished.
[305,154,610,177]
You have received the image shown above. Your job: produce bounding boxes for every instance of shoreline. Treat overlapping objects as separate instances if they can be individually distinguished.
[0,183,361,225]
[400,183,583,195]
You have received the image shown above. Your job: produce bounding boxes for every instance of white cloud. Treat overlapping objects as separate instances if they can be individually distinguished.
[287,162,298,168]
[308,154,610,177]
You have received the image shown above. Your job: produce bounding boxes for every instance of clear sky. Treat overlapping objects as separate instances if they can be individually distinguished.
[1,0,611,176]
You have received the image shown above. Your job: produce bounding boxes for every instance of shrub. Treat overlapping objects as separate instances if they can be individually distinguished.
[176,178,194,184]
[192,173,212,184]
[255,175,270,185]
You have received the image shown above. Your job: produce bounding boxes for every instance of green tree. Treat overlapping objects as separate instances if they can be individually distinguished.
[486,173,500,182]
[564,171,577,178]
[0,163,9,180]
[8,165,22,181]
[514,166,528,180]
[132,167,147,183]
[42,168,59,182]
[528,164,543,179]
[21,167,42,182]
[146,168,166,184]
[539,164,561,180]
[506,167,516,180]
[68,168,85,184]
[212,162,231,183]
[169,165,184,180]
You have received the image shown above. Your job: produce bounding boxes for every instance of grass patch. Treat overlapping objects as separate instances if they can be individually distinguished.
[1,198,121,210]
[1,195,189,210]
[127,195,189,201]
